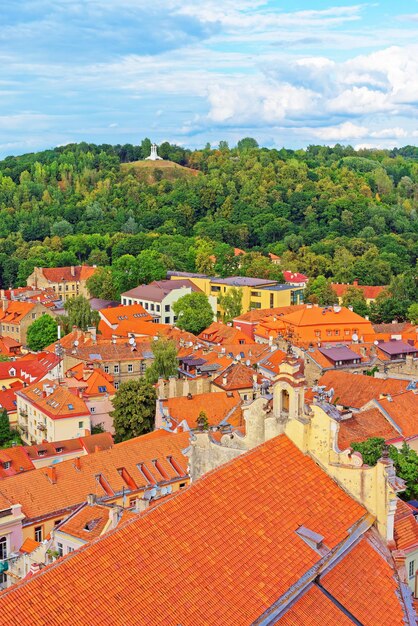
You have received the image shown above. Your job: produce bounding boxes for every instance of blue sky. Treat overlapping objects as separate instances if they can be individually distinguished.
[1,1,418,156]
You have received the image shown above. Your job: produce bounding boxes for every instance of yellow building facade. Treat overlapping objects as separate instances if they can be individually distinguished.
[170,273,303,317]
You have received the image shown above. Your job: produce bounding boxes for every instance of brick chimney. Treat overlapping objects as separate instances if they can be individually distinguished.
[353,279,359,287]
[46,466,57,484]
[87,493,96,506]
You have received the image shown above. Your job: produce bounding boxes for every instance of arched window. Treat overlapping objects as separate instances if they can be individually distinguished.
[281,389,290,413]
[0,536,7,560]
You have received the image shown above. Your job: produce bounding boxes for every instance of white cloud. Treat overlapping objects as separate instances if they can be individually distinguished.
[309,122,369,141]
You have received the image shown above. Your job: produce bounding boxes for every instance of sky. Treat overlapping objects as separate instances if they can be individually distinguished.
[1,1,418,157]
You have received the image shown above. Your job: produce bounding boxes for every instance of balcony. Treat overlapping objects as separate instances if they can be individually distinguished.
[37,423,46,432]
[19,409,28,418]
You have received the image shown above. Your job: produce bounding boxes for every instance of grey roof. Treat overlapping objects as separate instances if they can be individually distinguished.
[122,279,200,302]
[167,271,208,278]
[377,341,417,356]
[211,276,277,287]
[260,284,294,292]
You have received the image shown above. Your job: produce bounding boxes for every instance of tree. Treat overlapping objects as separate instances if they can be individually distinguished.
[136,250,167,285]
[27,315,58,351]
[342,286,369,317]
[351,438,418,500]
[218,287,243,322]
[304,275,337,306]
[407,303,418,324]
[146,336,178,384]
[51,220,73,237]
[64,296,100,331]
[0,409,11,446]
[86,267,117,300]
[110,379,156,442]
[196,410,209,430]
[237,137,259,151]
[172,292,214,335]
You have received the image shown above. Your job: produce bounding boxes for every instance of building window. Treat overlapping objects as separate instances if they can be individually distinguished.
[78,421,83,429]
[179,482,186,489]
[128,364,133,373]
[32,313,36,319]
[335,330,340,336]
[156,305,160,312]
[65,285,68,291]
[0,536,7,560]
[57,543,63,557]
[72,284,75,290]
[150,303,155,311]
[54,519,62,526]
[68,547,74,554]
[114,365,119,374]
[90,407,96,413]
[251,291,261,297]
[165,305,170,312]
[34,526,43,542]
[114,381,119,389]
[104,366,109,374]
[165,317,170,324]
[270,293,274,308]
[409,560,415,579]
[144,302,149,310]
[250,302,261,309]
[122,298,127,305]
[326,330,332,336]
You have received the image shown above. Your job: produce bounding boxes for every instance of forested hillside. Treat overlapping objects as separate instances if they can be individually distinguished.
[0,138,417,320]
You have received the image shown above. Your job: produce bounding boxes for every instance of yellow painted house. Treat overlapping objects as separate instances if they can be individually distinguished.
[169,272,304,317]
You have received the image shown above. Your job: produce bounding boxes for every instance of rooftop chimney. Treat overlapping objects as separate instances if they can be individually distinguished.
[87,493,96,506]
[46,466,57,484]
[70,266,75,277]
[74,457,81,471]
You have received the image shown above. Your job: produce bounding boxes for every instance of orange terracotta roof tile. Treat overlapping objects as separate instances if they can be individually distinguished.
[375,391,418,438]
[212,362,259,391]
[19,537,40,554]
[258,348,288,375]
[17,378,90,420]
[0,431,189,520]
[41,265,96,283]
[319,371,409,410]
[321,534,407,626]
[234,304,306,324]
[394,499,418,552]
[0,301,36,325]
[0,435,371,625]
[331,283,386,300]
[337,407,400,450]
[198,321,254,345]
[57,503,113,541]
[79,432,114,454]
[0,446,34,478]
[276,584,354,626]
[161,391,243,429]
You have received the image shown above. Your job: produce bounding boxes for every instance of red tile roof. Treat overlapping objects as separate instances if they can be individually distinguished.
[283,270,308,283]
[40,265,96,283]
[234,304,306,324]
[161,391,243,429]
[57,503,114,541]
[198,321,254,345]
[16,379,90,420]
[276,584,354,625]
[258,348,288,375]
[331,282,386,301]
[337,407,400,450]
[319,371,409,410]
[0,301,37,325]
[0,447,34,479]
[394,499,418,552]
[0,431,189,520]
[0,386,20,413]
[0,435,378,625]
[19,538,40,554]
[321,533,407,626]
[212,362,259,391]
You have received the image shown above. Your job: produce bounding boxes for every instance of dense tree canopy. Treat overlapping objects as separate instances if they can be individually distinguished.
[26,314,58,351]
[172,292,214,335]
[145,336,178,384]
[0,139,416,315]
[110,379,156,442]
